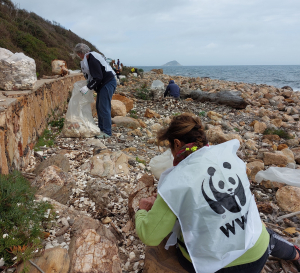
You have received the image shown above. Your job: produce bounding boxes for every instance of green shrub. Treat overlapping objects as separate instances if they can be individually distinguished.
[120,77,128,83]
[263,128,293,139]
[234,128,240,132]
[0,171,53,270]
[48,117,65,131]
[34,129,56,151]
[198,111,206,117]
[136,88,151,100]
[129,110,138,119]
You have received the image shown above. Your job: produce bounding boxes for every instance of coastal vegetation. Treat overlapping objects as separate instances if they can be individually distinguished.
[0,171,54,271]
[135,87,151,100]
[0,0,100,76]
[263,128,293,139]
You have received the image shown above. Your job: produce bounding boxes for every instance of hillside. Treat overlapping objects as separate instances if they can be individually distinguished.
[162,60,181,66]
[0,0,102,76]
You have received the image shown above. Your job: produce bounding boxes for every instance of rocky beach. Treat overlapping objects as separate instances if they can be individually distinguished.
[18,70,300,273]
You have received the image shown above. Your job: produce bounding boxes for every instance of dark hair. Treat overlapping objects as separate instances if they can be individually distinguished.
[157,113,208,150]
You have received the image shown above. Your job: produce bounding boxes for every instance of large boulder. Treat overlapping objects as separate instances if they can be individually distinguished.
[34,154,70,175]
[112,94,134,112]
[36,197,122,273]
[206,126,243,144]
[82,151,129,178]
[17,248,70,273]
[32,165,76,204]
[263,152,288,166]
[111,100,127,117]
[71,229,121,273]
[112,116,140,129]
[276,186,300,218]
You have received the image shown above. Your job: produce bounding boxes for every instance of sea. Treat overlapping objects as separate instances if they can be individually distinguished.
[135,65,300,91]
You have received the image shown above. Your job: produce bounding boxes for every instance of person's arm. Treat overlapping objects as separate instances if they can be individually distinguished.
[164,85,170,97]
[87,54,103,90]
[135,194,177,246]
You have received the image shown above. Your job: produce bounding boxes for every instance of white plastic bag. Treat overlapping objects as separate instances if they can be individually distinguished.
[62,80,100,138]
[149,149,174,179]
[151,80,164,90]
[255,167,300,187]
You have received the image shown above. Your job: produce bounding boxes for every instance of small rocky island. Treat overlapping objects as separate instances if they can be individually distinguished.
[162,60,181,66]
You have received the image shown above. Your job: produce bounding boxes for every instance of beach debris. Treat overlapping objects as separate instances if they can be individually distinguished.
[51,59,68,76]
[0,47,37,90]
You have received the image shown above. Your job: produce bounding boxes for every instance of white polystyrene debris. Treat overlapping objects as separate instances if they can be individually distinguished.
[150,80,164,90]
[0,48,37,90]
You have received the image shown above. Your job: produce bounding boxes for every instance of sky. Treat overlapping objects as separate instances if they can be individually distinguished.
[19,0,300,66]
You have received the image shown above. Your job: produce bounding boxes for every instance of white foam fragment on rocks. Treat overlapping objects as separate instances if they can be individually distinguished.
[0,48,37,90]
[150,80,164,90]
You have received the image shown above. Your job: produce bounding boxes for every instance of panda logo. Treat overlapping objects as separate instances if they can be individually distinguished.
[201,162,246,214]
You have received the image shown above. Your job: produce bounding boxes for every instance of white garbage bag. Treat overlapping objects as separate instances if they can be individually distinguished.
[62,80,100,138]
[149,149,174,179]
[151,80,164,90]
[0,48,37,90]
[255,167,300,187]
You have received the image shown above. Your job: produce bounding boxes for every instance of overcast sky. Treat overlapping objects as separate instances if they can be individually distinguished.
[19,0,300,66]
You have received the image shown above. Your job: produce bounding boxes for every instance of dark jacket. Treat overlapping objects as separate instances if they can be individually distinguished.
[86,54,115,92]
[164,80,180,98]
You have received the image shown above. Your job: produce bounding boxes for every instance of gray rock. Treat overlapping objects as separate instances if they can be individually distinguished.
[85,183,112,216]
[112,116,140,129]
[34,154,70,175]
[32,165,75,204]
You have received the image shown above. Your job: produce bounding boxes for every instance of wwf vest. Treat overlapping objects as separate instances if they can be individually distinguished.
[80,52,115,82]
[158,139,262,273]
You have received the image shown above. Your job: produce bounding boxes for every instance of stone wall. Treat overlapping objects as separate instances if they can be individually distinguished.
[0,74,84,174]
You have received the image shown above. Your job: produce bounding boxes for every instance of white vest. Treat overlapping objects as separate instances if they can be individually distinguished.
[80,52,115,82]
[158,139,262,273]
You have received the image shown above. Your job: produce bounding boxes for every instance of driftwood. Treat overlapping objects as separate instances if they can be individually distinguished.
[276,210,300,222]
[190,90,248,109]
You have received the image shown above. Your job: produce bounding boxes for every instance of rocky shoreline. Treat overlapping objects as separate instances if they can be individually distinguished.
[19,70,300,273]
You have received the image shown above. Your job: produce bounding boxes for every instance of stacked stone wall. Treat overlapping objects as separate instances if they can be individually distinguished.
[0,74,84,174]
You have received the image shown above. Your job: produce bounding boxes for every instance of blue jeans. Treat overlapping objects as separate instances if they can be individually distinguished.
[96,78,117,136]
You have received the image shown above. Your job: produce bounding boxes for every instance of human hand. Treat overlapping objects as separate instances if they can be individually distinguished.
[80,86,89,95]
[139,194,157,211]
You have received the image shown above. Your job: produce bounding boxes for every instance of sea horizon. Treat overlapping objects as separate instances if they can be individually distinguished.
[135,65,300,91]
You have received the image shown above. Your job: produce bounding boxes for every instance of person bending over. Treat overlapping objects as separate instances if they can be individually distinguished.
[74,43,116,139]
[135,113,300,273]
